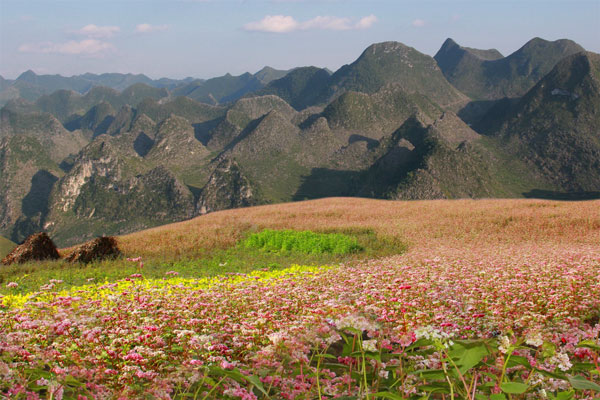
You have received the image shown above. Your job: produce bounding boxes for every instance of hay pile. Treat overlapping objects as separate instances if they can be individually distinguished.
[65,236,121,263]
[1,233,60,265]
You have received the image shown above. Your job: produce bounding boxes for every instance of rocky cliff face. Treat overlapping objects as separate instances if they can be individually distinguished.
[197,158,258,214]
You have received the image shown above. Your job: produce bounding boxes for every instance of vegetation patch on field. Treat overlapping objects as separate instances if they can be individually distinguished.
[243,229,363,255]
[0,227,404,295]
[0,236,16,259]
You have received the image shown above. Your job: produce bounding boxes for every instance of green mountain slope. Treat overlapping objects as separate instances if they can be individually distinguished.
[0,136,63,243]
[482,51,600,192]
[173,73,264,105]
[254,66,331,110]
[44,132,197,245]
[329,41,468,108]
[435,37,585,100]
[253,66,290,84]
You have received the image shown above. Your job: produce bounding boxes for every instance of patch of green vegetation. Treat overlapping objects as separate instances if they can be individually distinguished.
[0,236,16,259]
[0,228,406,295]
[243,229,362,255]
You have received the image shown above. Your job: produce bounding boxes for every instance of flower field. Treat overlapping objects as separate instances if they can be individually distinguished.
[1,199,599,399]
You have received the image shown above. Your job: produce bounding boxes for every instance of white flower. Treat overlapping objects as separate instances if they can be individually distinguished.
[325,332,342,345]
[378,368,389,379]
[362,339,378,352]
[335,314,378,333]
[498,335,511,354]
[525,331,543,347]
[268,331,286,346]
[414,325,453,341]
[550,352,572,371]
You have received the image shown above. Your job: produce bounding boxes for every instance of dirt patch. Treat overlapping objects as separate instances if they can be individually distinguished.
[1,232,60,265]
[65,236,121,264]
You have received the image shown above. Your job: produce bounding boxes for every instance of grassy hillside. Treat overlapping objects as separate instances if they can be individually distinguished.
[119,197,600,259]
[2,198,598,293]
[0,235,15,259]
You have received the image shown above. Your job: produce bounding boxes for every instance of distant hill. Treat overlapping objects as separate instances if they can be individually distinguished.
[479,51,600,191]
[253,66,290,84]
[0,70,193,106]
[435,37,585,100]
[255,41,468,111]
[254,66,332,110]
[0,38,597,246]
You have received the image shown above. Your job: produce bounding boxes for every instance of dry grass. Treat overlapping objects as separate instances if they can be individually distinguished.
[118,198,600,259]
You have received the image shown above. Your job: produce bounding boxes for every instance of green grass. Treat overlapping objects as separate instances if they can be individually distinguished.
[243,229,362,254]
[0,228,405,296]
[0,236,16,260]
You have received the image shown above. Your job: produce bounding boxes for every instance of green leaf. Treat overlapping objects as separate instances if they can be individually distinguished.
[314,353,338,359]
[500,381,529,394]
[413,369,448,380]
[417,383,450,394]
[490,394,507,400]
[535,368,568,380]
[506,355,531,369]
[449,341,490,374]
[542,341,557,358]
[374,392,405,400]
[572,362,596,372]
[568,375,600,392]
[577,340,600,351]
[556,390,575,400]
[406,338,434,350]
[242,374,269,397]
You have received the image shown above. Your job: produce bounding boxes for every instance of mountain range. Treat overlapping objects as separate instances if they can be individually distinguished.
[1,37,598,246]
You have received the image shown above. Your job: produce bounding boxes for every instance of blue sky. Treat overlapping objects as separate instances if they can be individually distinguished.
[1,0,598,80]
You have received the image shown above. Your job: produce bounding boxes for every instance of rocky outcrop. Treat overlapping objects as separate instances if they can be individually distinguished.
[197,158,257,214]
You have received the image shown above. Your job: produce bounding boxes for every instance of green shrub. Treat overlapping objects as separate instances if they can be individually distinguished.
[243,229,363,255]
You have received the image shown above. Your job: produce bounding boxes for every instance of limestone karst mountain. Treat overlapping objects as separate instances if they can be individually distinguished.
[1,38,597,245]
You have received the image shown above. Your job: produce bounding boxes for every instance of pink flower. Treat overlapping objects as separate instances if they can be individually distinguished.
[220,360,235,370]
[6,282,18,288]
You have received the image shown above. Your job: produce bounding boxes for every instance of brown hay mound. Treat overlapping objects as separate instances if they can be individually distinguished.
[1,232,60,265]
[65,236,121,263]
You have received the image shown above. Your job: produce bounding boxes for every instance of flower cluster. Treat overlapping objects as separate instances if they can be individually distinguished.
[0,244,599,398]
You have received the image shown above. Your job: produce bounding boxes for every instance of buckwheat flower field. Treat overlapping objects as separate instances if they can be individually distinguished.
[1,199,599,399]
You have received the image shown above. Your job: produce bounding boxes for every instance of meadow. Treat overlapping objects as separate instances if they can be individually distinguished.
[1,198,599,399]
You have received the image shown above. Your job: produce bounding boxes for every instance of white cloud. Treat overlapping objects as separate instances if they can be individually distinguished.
[302,16,353,30]
[18,39,114,55]
[244,15,299,33]
[355,15,377,29]
[411,19,426,27]
[244,14,377,33]
[74,24,120,38]
[135,23,169,33]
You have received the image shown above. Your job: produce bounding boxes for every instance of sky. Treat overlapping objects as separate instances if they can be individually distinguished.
[1,0,599,80]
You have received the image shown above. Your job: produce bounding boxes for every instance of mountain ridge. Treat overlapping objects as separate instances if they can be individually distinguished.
[0,37,597,246]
